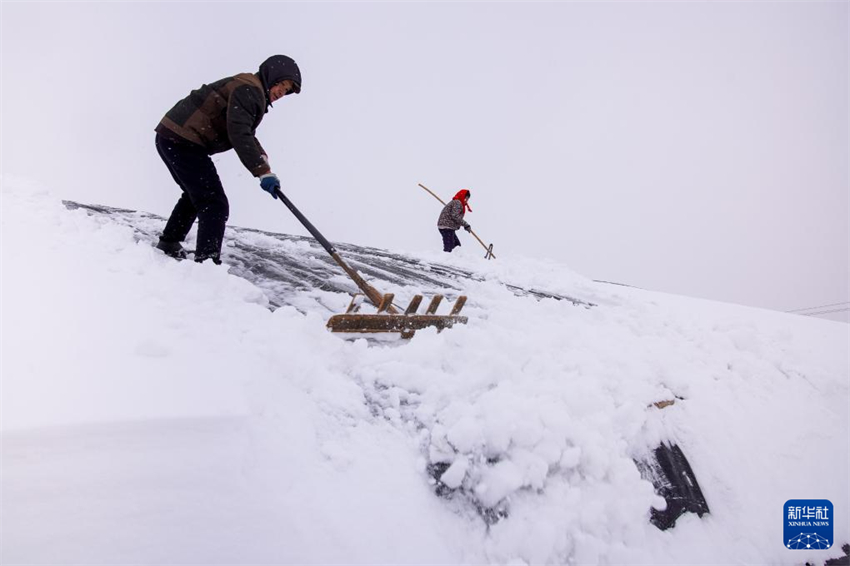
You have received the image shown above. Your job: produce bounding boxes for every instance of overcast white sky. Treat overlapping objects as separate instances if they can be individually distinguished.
[2,1,847,322]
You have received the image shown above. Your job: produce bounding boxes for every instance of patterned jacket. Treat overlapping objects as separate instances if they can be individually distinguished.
[437,199,470,230]
[156,73,270,177]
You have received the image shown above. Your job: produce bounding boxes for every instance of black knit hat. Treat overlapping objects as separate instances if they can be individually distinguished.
[259,55,302,95]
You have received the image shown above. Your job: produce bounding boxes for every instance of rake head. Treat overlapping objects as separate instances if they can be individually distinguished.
[327,293,468,339]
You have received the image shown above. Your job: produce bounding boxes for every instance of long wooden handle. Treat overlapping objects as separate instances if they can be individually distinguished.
[275,188,397,312]
[418,182,496,259]
[418,183,446,206]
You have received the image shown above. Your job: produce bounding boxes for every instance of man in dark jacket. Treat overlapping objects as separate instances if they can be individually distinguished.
[154,55,301,263]
[437,189,472,253]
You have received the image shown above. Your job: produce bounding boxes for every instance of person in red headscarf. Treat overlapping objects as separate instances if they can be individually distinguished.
[436,189,472,253]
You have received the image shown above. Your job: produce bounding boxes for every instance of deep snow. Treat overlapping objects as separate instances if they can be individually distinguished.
[2,178,848,565]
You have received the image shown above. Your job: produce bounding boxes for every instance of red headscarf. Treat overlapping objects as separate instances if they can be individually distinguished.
[453,189,472,213]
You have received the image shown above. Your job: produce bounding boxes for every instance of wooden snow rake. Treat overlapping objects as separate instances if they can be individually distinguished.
[273,188,468,339]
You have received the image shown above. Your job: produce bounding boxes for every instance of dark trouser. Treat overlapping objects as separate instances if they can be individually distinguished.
[439,228,461,252]
[156,133,229,262]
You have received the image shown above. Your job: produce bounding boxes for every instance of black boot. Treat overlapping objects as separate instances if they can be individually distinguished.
[194,252,222,265]
[155,238,188,260]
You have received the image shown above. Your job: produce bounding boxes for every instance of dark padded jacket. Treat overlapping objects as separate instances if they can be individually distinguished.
[156,73,271,177]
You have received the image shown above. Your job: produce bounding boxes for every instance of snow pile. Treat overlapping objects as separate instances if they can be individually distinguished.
[2,178,848,565]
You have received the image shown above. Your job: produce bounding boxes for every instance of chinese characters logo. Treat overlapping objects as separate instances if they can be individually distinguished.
[784,499,833,550]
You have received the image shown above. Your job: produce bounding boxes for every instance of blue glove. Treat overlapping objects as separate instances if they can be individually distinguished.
[259,173,281,199]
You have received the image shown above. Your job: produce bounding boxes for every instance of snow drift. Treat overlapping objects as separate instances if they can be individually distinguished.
[2,179,848,565]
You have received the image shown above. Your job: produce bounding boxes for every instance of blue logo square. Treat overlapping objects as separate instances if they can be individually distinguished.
[784,499,833,550]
